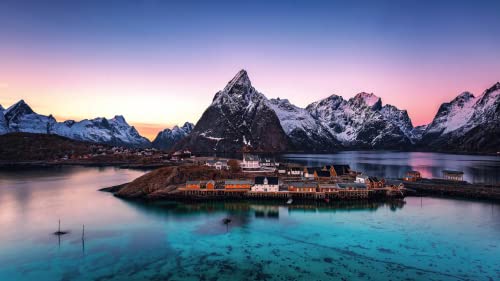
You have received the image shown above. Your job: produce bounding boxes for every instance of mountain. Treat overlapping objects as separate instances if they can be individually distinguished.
[176,70,291,153]
[306,93,413,149]
[420,82,500,152]
[268,98,340,151]
[0,104,10,135]
[0,100,151,148]
[152,122,194,150]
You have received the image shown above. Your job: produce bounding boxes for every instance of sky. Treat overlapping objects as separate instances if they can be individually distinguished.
[0,0,499,140]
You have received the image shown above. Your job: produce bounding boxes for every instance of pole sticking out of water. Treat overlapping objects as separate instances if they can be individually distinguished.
[82,225,85,240]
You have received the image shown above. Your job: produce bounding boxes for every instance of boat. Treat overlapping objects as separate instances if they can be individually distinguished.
[286,198,293,205]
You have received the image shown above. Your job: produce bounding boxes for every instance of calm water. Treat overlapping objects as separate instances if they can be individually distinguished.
[282,151,500,184]
[0,165,499,281]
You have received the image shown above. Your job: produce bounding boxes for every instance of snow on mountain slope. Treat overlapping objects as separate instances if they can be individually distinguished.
[177,70,290,153]
[306,92,412,148]
[4,100,56,134]
[0,104,10,134]
[1,100,151,148]
[152,122,194,150]
[421,82,500,152]
[268,98,339,151]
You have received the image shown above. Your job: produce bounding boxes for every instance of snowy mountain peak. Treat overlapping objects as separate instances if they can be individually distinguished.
[452,92,475,104]
[152,121,194,150]
[352,92,381,108]
[0,104,4,112]
[223,69,251,92]
[181,122,194,131]
[5,99,34,119]
[111,115,127,125]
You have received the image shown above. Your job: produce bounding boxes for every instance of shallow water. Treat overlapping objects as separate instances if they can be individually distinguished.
[0,166,499,281]
[282,151,500,184]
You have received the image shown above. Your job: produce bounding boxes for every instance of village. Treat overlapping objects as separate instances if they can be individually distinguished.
[177,154,407,201]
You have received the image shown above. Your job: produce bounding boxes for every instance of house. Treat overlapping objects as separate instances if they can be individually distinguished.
[287,182,318,192]
[242,154,260,170]
[277,164,287,174]
[385,180,404,188]
[225,180,253,190]
[251,177,279,192]
[367,177,385,188]
[288,167,303,176]
[260,157,278,167]
[186,181,201,189]
[318,184,338,193]
[442,170,464,181]
[314,170,331,180]
[331,165,351,177]
[206,180,216,190]
[355,174,370,183]
[336,183,367,190]
[403,171,421,182]
[303,167,319,179]
[205,159,228,170]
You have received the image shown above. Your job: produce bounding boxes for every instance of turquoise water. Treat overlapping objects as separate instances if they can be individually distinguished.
[0,166,499,281]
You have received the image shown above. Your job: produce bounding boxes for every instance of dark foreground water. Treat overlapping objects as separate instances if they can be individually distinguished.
[0,165,499,281]
[282,151,500,184]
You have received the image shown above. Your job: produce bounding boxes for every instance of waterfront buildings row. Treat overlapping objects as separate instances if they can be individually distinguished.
[184,176,403,193]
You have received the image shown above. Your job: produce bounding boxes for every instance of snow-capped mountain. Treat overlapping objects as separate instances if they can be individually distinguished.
[0,104,10,135]
[0,100,151,148]
[420,82,500,152]
[268,98,340,151]
[176,70,291,152]
[306,93,413,149]
[152,122,194,150]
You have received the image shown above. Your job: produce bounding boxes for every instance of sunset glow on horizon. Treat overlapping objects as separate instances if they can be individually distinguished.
[1,0,499,140]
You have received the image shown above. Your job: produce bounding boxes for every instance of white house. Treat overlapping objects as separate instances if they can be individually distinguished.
[251,176,279,192]
[205,159,228,170]
[288,167,303,176]
[355,174,369,183]
[242,154,260,170]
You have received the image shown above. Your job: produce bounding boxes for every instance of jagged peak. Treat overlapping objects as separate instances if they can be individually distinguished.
[0,104,4,111]
[222,69,251,92]
[453,91,475,102]
[5,99,35,117]
[111,115,127,124]
[482,82,500,96]
[353,92,381,107]
[181,122,194,130]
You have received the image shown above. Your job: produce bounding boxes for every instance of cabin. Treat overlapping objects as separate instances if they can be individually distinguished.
[331,165,351,177]
[186,181,201,189]
[367,177,385,188]
[288,167,303,176]
[314,170,332,180]
[252,176,279,192]
[225,179,253,190]
[287,182,318,192]
[403,170,421,182]
[242,154,260,170]
[318,184,338,193]
[206,180,216,190]
[205,159,228,170]
[336,183,367,190]
[385,180,404,188]
[355,174,369,183]
[304,167,321,179]
[442,170,464,181]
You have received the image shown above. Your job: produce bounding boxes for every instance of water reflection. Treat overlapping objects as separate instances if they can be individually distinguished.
[281,151,500,184]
